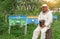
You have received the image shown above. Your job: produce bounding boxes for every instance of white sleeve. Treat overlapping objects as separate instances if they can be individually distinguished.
[38,12,42,22]
[38,14,40,21]
[45,13,53,27]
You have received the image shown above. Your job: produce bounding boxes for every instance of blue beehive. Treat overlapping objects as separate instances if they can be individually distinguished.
[27,16,38,25]
[8,16,27,26]
[53,15,58,20]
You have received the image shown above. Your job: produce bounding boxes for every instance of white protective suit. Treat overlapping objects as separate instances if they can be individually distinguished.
[32,10,53,39]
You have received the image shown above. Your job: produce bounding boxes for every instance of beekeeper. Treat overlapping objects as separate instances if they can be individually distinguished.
[32,4,53,39]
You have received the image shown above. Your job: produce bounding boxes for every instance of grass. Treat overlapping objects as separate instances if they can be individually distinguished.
[0,21,60,39]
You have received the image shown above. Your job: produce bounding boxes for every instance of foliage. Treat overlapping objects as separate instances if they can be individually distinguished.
[0,0,60,39]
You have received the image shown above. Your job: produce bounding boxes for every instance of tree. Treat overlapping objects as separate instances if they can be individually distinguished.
[0,0,16,23]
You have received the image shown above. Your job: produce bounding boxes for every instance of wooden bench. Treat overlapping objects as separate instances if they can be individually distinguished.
[46,28,52,39]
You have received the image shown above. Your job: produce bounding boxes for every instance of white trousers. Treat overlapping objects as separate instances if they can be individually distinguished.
[32,26,49,39]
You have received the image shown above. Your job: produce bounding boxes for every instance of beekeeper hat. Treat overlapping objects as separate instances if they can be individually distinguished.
[42,4,48,7]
